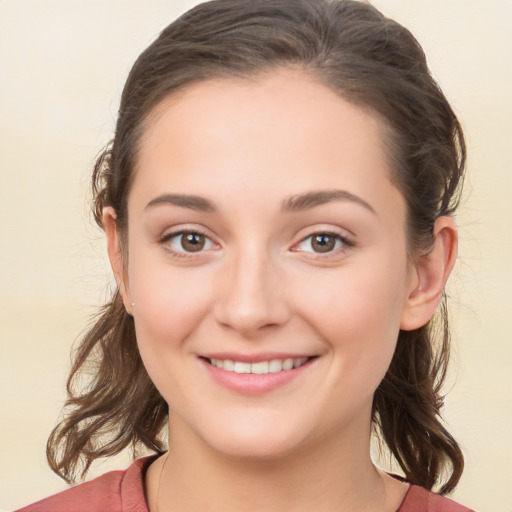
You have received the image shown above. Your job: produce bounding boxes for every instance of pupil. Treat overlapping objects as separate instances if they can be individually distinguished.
[182,233,205,252]
[312,234,335,253]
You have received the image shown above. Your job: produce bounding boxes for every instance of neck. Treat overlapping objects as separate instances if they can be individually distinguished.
[147,415,407,512]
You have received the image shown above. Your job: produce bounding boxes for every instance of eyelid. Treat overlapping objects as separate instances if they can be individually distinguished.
[291,229,355,256]
[157,224,354,260]
[158,225,220,258]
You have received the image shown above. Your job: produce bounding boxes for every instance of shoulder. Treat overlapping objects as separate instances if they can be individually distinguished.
[398,484,475,512]
[15,456,157,512]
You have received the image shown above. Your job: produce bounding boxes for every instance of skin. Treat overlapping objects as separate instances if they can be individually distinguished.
[104,69,457,512]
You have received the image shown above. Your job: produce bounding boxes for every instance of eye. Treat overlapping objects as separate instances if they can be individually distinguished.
[163,231,216,254]
[294,232,350,254]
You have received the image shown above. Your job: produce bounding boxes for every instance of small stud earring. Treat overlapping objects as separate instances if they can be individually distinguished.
[130,302,135,308]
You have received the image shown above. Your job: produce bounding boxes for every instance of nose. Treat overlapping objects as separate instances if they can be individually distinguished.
[213,248,290,336]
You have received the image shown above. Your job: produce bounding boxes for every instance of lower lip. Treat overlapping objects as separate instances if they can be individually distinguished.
[200,358,316,395]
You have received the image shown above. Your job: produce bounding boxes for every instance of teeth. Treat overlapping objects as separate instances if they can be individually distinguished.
[223,359,234,371]
[234,362,251,373]
[268,359,283,373]
[208,357,310,374]
[293,357,308,368]
[282,358,294,370]
[251,361,269,374]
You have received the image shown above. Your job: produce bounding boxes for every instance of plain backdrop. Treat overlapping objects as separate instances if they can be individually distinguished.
[1,1,511,510]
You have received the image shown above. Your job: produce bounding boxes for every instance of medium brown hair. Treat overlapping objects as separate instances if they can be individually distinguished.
[47,0,466,493]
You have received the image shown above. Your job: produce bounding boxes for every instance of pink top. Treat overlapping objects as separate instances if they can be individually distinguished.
[16,456,474,512]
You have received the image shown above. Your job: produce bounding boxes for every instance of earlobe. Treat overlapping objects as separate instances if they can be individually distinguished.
[400,217,458,331]
[102,207,133,314]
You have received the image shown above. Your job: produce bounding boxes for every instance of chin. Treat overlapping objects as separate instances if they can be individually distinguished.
[210,438,302,462]
[197,420,310,461]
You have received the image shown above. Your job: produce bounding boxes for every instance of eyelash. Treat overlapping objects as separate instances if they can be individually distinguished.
[158,229,355,260]
[293,231,355,258]
[158,229,216,260]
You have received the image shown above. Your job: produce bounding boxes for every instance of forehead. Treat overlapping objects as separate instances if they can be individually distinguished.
[141,70,386,160]
[131,69,403,220]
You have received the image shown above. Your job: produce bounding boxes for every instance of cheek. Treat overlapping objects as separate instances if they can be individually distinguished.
[127,253,215,354]
[294,258,409,390]
[127,261,218,405]
[299,261,407,335]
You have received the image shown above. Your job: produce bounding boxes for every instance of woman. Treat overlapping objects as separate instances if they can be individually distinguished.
[17,0,474,510]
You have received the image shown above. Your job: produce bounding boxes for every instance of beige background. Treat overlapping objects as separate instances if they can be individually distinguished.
[1,1,511,510]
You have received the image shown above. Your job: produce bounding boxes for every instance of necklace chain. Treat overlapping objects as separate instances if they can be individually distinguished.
[155,452,170,512]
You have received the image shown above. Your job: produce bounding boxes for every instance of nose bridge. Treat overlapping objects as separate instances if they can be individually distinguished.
[215,242,287,334]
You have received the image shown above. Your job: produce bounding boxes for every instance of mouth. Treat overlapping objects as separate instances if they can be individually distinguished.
[198,353,320,394]
[200,355,319,395]
[201,356,314,374]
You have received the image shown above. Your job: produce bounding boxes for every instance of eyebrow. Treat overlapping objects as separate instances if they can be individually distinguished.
[145,193,216,212]
[145,189,376,215]
[281,189,377,215]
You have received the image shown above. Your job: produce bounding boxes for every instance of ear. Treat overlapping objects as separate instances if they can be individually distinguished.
[103,207,133,315]
[400,216,458,331]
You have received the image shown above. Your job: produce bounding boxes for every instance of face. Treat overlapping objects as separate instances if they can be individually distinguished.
[114,70,421,459]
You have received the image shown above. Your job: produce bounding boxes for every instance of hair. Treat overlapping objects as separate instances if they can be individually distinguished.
[47,0,466,494]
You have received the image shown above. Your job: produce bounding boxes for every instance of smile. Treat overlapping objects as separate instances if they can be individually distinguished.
[207,357,310,374]
[200,355,318,395]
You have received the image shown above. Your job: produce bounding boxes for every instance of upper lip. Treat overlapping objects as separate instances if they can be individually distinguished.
[199,352,317,363]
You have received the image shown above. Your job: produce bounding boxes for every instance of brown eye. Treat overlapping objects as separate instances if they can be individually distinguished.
[295,232,348,255]
[180,232,206,252]
[164,230,215,255]
[311,234,336,253]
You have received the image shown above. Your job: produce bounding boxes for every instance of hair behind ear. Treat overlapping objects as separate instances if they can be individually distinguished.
[400,217,458,331]
[373,302,464,494]
[46,291,168,483]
